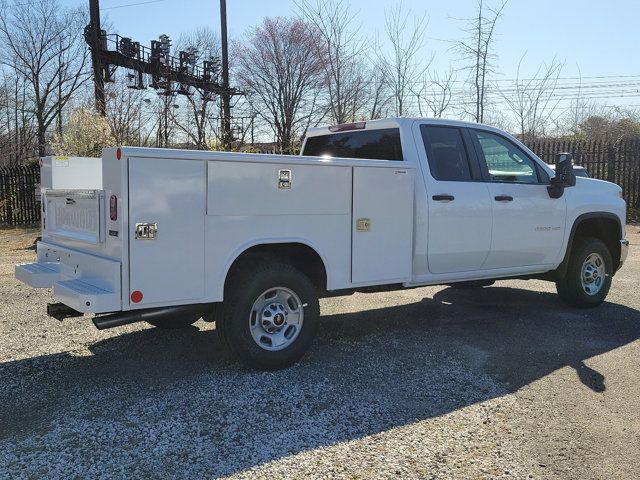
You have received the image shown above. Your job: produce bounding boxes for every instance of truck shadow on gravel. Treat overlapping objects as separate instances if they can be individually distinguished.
[1,286,639,477]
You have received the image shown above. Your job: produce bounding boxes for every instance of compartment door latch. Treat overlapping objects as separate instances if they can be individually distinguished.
[135,223,158,240]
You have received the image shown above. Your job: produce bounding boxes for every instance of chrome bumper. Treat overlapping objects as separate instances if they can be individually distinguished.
[619,239,629,267]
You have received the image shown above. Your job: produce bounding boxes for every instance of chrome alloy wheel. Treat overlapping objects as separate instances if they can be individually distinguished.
[581,253,606,296]
[249,287,304,351]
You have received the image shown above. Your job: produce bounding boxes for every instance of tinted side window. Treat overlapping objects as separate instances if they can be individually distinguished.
[473,130,540,184]
[302,128,403,161]
[420,125,473,181]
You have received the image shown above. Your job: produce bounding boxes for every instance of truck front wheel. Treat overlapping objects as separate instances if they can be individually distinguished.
[556,237,613,308]
[219,262,320,370]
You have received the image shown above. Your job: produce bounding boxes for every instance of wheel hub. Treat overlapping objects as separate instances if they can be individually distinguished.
[260,303,288,333]
[249,287,304,351]
[581,253,606,296]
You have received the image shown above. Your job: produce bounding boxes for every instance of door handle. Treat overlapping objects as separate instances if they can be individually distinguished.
[494,195,513,202]
[432,194,455,201]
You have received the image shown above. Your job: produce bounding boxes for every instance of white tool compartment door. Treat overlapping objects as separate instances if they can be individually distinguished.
[129,157,205,306]
[352,166,414,284]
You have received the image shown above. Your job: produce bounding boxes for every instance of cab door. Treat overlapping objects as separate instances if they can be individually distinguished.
[469,129,567,269]
[415,123,493,274]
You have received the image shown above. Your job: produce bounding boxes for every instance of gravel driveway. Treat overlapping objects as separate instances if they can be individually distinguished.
[1,227,639,479]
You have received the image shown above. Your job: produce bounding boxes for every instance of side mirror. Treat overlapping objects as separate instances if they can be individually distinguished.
[548,153,576,198]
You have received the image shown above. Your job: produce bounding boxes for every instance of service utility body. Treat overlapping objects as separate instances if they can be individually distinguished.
[16,118,629,369]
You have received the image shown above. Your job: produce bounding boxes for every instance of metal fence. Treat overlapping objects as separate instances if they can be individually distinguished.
[526,139,640,217]
[0,140,639,226]
[0,164,40,226]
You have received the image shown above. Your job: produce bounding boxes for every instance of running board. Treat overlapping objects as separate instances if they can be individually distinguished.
[92,304,207,330]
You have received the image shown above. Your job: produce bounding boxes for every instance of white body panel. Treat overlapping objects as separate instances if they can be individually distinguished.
[40,156,102,190]
[43,189,105,244]
[16,118,627,316]
[352,166,414,284]
[40,156,102,243]
[128,156,206,307]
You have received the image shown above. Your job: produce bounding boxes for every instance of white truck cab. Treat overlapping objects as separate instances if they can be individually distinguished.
[16,118,629,369]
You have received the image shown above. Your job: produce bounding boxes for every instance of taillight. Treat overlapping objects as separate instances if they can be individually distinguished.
[110,195,118,221]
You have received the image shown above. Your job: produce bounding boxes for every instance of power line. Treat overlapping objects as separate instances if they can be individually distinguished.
[102,0,165,10]
[0,0,164,8]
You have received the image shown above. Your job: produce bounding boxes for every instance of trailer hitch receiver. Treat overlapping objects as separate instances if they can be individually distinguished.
[47,302,84,321]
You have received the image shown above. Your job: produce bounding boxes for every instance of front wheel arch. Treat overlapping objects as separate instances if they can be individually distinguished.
[557,213,623,277]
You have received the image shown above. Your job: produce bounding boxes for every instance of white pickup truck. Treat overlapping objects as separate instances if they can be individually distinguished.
[16,118,629,369]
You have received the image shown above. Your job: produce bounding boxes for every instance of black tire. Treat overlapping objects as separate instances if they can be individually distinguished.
[148,313,201,329]
[219,261,320,370]
[556,237,613,308]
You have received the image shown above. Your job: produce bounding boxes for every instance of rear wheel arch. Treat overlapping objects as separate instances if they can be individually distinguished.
[224,241,328,294]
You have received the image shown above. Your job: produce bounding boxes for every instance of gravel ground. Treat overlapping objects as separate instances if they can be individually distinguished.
[1,226,639,479]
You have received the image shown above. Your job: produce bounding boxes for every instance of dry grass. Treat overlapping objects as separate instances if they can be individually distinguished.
[0,226,39,276]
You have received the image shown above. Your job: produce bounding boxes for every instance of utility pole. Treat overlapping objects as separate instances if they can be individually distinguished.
[220,0,232,150]
[88,0,106,115]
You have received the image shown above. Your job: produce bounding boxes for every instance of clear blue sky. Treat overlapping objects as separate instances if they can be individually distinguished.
[78,0,639,77]
[61,0,640,113]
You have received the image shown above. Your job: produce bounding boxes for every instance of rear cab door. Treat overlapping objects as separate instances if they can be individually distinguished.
[412,121,493,274]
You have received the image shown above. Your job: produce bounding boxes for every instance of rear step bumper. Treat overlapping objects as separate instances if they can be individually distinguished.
[54,278,120,313]
[15,241,122,314]
[15,262,61,288]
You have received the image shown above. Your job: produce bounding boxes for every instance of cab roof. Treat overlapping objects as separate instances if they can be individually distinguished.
[304,117,504,138]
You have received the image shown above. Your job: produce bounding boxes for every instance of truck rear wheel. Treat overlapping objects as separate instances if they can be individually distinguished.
[219,261,320,370]
[556,237,612,308]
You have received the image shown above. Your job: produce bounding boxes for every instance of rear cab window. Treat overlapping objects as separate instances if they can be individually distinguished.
[302,128,403,161]
[420,125,476,181]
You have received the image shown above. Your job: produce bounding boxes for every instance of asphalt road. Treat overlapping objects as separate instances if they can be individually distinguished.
[1,227,639,479]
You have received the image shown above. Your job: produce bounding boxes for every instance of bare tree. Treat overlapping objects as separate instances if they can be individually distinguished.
[297,0,371,124]
[556,67,603,137]
[454,0,507,123]
[377,4,429,117]
[105,79,150,146]
[0,72,37,165]
[412,68,456,118]
[500,54,564,141]
[0,0,90,156]
[366,63,393,119]
[169,27,222,149]
[234,17,324,154]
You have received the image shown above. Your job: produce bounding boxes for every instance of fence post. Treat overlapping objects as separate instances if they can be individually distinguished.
[2,170,13,225]
[607,145,616,183]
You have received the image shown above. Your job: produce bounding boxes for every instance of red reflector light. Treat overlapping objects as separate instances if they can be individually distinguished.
[131,290,143,303]
[116,148,122,160]
[110,195,117,221]
[328,121,366,132]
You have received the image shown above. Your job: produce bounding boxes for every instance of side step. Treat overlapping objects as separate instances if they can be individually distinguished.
[53,279,120,313]
[15,262,61,288]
